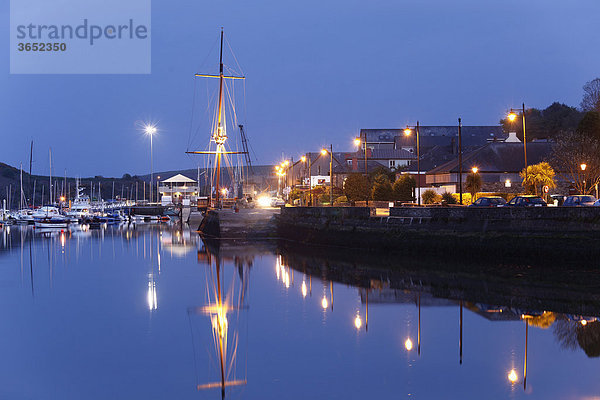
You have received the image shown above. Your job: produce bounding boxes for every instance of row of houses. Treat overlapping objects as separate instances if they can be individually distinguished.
[157,125,558,204]
[285,126,556,197]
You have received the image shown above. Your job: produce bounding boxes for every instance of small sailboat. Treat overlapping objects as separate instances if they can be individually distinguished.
[33,152,69,229]
[15,165,34,224]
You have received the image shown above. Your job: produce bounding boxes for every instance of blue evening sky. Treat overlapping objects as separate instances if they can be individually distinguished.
[2,0,600,177]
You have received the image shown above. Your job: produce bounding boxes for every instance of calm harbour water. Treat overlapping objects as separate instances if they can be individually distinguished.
[0,224,599,399]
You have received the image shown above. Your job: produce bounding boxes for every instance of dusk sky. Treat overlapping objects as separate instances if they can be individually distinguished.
[3,0,600,177]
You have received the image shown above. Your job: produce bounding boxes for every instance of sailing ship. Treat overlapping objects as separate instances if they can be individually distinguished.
[186,29,251,209]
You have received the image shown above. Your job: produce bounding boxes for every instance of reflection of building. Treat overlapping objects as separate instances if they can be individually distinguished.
[158,174,199,205]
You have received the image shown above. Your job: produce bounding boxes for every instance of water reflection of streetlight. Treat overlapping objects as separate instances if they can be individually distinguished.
[354,314,362,330]
[508,369,518,384]
[147,273,157,310]
[405,338,413,351]
[321,296,328,310]
[301,281,307,298]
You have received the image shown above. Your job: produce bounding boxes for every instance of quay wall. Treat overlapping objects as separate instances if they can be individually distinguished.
[198,208,279,239]
[277,206,600,260]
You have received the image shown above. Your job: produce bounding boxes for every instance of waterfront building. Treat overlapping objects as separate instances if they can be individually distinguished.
[425,141,555,193]
[158,174,199,205]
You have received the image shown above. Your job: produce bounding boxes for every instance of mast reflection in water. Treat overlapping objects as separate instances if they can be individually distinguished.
[189,240,249,398]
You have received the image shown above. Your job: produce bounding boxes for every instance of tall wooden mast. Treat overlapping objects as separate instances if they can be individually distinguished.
[215,28,225,208]
[186,28,246,209]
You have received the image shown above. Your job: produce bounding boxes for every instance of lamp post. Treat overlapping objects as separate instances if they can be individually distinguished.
[404,121,421,205]
[458,118,463,204]
[301,155,307,206]
[354,137,369,206]
[308,155,313,206]
[581,163,587,194]
[507,104,527,183]
[321,145,333,206]
[144,124,157,203]
[471,167,479,202]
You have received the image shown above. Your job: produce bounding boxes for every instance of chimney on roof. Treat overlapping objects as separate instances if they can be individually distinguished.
[504,132,521,143]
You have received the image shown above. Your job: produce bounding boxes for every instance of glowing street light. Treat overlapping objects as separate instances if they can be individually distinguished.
[403,123,421,205]
[144,124,157,203]
[301,155,306,163]
[320,146,334,206]
[472,167,478,174]
[508,369,518,384]
[581,163,588,194]
[506,105,528,181]
[353,136,369,206]
[404,338,413,351]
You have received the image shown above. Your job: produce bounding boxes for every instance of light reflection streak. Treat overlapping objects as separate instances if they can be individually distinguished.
[147,273,157,310]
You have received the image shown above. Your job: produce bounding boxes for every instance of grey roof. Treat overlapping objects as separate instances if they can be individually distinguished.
[427,142,555,175]
[333,160,390,174]
[350,148,415,160]
[361,126,506,147]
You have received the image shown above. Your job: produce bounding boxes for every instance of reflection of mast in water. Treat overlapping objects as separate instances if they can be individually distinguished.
[190,244,248,399]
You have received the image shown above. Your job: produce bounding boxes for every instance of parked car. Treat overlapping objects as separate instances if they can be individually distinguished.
[563,195,596,207]
[270,197,286,207]
[506,195,547,207]
[469,196,507,207]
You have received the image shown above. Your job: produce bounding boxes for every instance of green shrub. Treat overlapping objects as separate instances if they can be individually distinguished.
[422,189,440,205]
[371,174,393,200]
[344,173,370,201]
[334,195,348,205]
[393,175,416,202]
[441,191,457,204]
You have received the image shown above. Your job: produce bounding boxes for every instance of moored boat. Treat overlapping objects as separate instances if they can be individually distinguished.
[34,215,69,228]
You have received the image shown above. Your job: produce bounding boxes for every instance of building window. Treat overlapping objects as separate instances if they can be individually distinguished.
[318,166,321,175]
[347,159,352,166]
[389,160,396,168]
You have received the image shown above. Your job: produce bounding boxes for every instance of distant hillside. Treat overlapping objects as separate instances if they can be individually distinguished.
[0,162,161,208]
[0,162,277,208]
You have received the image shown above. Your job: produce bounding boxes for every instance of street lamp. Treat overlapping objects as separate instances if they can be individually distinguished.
[144,124,157,203]
[581,163,587,194]
[507,104,528,182]
[354,137,369,206]
[404,122,421,205]
[472,166,478,174]
[321,145,333,206]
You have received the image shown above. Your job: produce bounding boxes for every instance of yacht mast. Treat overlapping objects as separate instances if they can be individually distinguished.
[49,148,52,205]
[20,164,24,209]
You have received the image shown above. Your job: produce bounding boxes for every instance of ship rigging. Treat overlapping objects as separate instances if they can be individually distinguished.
[186,28,250,208]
